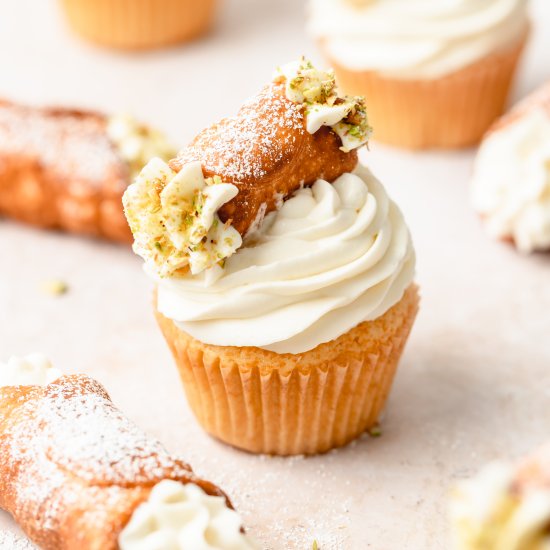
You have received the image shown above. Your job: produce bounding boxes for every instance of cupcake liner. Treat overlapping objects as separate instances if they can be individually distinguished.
[326,33,528,149]
[155,284,420,456]
[60,0,217,50]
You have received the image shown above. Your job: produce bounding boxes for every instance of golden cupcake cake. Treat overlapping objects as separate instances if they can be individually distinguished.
[450,443,550,549]
[308,0,529,149]
[60,0,217,50]
[123,58,419,456]
[471,81,550,253]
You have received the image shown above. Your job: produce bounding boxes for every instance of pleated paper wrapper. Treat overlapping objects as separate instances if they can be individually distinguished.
[156,284,420,456]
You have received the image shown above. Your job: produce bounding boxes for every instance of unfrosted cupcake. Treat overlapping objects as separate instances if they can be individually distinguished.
[124,59,419,456]
[60,0,217,50]
[471,81,550,253]
[308,0,529,149]
[450,443,550,549]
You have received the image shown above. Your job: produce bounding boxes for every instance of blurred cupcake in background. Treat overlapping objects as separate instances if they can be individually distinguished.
[308,0,529,149]
[60,0,218,50]
[471,81,550,254]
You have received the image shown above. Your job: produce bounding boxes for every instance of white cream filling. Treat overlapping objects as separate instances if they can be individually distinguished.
[0,354,62,387]
[274,58,371,152]
[471,109,550,253]
[153,164,415,354]
[119,480,256,550]
[123,159,242,277]
[107,114,176,178]
[451,463,550,550]
[308,0,528,79]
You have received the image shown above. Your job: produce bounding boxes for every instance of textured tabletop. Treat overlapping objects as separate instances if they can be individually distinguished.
[1,1,550,548]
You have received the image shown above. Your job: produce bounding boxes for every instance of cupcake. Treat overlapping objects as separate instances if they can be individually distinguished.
[59,0,217,50]
[123,59,419,455]
[450,444,550,549]
[308,0,529,149]
[471,81,550,253]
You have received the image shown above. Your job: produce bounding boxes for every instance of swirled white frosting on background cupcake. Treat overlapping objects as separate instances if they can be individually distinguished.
[151,164,415,354]
[471,109,550,253]
[308,0,528,79]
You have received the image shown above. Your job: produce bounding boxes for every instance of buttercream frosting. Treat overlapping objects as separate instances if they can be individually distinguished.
[0,353,62,387]
[471,109,550,253]
[119,480,256,550]
[450,463,550,550]
[308,0,528,79]
[153,164,415,354]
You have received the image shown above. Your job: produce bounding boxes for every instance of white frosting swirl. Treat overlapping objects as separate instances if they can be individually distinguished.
[119,480,256,550]
[308,0,528,79]
[471,109,550,253]
[450,463,550,550]
[153,165,415,354]
[0,354,62,387]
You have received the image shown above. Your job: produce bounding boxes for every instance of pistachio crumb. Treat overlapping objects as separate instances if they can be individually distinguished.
[275,58,371,150]
[312,540,319,550]
[41,279,69,296]
[369,425,382,437]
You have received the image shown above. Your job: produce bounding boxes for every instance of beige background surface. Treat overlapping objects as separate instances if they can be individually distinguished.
[1,1,550,548]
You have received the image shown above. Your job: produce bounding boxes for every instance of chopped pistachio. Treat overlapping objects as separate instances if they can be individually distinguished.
[274,57,371,151]
[312,540,319,550]
[369,425,382,437]
[123,159,242,277]
[41,279,69,296]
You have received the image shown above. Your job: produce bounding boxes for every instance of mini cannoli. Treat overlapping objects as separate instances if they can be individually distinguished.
[0,354,255,550]
[0,103,175,242]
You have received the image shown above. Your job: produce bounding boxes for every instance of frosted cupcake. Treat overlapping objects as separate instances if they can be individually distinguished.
[450,443,550,550]
[60,0,217,50]
[308,0,529,149]
[124,59,419,455]
[471,81,550,253]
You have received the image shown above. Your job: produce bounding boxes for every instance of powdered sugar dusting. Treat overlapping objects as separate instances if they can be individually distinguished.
[6,376,191,486]
[177,85,304,183]
[0,103,128,186]
[0,375,203,544]
[181,439,375,549]
[0,531,36,549]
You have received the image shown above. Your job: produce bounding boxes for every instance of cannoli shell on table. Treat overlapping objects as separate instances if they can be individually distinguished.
[0,101,175,243]
[0,374,229,550]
